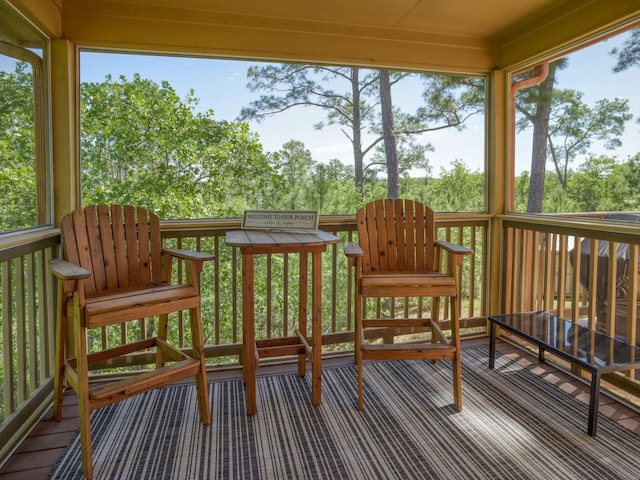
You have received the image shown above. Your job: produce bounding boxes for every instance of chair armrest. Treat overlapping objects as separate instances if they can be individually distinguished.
[435,240,474,256]
[344,241,363,257]
[162,248,216,262]
[50,258,92,280]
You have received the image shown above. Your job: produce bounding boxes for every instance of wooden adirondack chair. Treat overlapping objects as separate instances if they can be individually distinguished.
[51,205,213,480]
[344,199,473,411]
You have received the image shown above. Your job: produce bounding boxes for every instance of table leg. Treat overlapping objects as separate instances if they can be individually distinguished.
[298,253,308,378]
[588,371,601,437]
[242,253,257,415]
[311,250,322,406]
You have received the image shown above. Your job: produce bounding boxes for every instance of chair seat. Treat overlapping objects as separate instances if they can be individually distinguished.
[361,271,457,297]
[85,284,200,328]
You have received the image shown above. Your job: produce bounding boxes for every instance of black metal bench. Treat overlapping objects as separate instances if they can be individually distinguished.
[488,311,640,436]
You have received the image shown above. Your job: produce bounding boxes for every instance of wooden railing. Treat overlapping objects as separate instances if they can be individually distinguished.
[0,228,59,461]
[156,214,488,360]
[4,211,640,463]
[0,214,487,459]
[500,214,640,386]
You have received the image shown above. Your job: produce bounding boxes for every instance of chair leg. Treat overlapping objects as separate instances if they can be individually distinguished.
[72,308,94,480]
[53,286,66,422]
[156,313,169,368]
[190,306,211,426]
[79,393,93,480]
[450,296,463,411]
[432,297,441,344]
[357,357,365,411]
[355,293,365,411]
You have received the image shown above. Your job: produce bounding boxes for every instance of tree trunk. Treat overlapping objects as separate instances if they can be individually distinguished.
[351,68,365,197]
[379,70,399,199]
[527,65,557,213]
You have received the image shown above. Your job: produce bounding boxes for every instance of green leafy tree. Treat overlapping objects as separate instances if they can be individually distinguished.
[240,64,483,199]
[272,140,315,210]
[515,60,565,213]
[239,65,379,196]
[566,155,628,212]
[545,92,631,191]
[0,62,36,231]
[611,27,640,72]
[263,141,362,214]
[309,159,361,214]
[81,74,278,218]
[618,153,640,209]
[426,160,484,212]
[516,62,631,212]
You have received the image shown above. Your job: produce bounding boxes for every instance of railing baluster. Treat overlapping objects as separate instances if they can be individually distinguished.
[15,257,26,404]
[556,235,568,317]
[627,244,638,378]
[571,235,582,323]
[606,241,619,337]
[587,239,599,330]
[2,259,15,416]
[26,253,37,394]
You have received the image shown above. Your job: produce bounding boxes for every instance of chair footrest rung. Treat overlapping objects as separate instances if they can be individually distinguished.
[257,344,306,358]
[256,337,306,358]
[362,343,456,361]
[88,358,200,403]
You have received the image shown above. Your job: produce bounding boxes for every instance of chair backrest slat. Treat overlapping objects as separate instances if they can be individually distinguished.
[385,199,398,271]
[97,205,118,290]
[111,205,130,287]
[414,201,425,270]
[356,199,436,274]
[392,199,405,271]
[374,200,388,271]
[61,205,163,294]
[150,210,162,284]
[136,207,152,285]
[124,205,140,286]
[72,206,100,293]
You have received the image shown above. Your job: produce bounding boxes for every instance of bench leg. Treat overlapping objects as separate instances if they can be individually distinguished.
[489,322,496,369]
[588,372,601,437]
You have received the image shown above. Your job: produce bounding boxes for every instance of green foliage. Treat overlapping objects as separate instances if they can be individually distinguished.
[514,154,640,213]
[80,74,278,218]
[426,160,484,212]
[611,27,640,73]
[567,155,639,212]
[0,62,37,231]
[240,64,485,197]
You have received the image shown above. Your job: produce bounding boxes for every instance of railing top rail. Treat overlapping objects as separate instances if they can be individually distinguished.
[499,213,640,244]
[0,227,59,261]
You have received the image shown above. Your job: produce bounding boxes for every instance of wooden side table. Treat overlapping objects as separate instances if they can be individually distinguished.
[225,229,341,415]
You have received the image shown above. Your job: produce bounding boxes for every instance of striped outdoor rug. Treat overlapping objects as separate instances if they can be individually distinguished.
[49,347,640,480]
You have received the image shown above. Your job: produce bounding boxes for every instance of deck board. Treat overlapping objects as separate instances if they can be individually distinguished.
[1,337,638,479]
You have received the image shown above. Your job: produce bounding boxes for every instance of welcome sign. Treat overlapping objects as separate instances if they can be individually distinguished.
[242,210,319,231]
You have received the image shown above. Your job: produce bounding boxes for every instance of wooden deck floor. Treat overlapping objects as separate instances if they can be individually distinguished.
[1,338,639,479]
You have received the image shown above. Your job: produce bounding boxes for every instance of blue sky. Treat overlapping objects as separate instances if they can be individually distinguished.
[79,29,639,177]
[79,52,489,175]
[2,29,636,177]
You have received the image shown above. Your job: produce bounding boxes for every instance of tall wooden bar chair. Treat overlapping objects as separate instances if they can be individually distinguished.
[344,199,473,411]
[51,205,213,479]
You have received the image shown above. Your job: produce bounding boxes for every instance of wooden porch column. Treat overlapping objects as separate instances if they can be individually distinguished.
[51,39,80,226]
[487,69,507,315]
